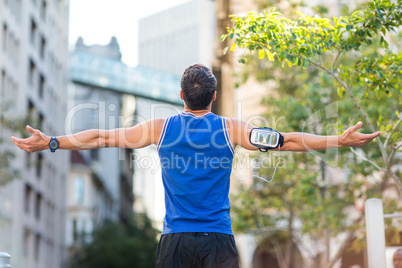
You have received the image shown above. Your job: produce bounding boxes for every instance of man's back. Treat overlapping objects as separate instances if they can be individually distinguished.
[158,112,235,235]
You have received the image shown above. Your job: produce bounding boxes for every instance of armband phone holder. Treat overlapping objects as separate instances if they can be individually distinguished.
[249,127,284,152]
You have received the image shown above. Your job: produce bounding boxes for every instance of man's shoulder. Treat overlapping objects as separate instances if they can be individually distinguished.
[224,118,243,128]
[152,118,167,130]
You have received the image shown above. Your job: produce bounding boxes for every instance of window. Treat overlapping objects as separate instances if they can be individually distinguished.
[2,24,7,52]
[38,113,44,130]
[35,192,42,220]
[38,74,45,99]
[40,0,47,21]
[29,59,36,85]
[46,240,53,267]
[74,176,84,204]
[81,218,87,241]
[24,184,32,213]
[39,36,46,60]
[90,149,99,161]
[30,19,37,46]
[25,151,32,168]
[34,233,40,261]
[36,153,43,178]
[23,228,31,257]
[27,100,35,123]
[1,70,5,96]
[72,218,78,242]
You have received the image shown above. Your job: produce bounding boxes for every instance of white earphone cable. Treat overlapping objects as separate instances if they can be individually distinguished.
[232,145,281,183]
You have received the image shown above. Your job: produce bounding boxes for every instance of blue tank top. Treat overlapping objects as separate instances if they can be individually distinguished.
[158,112,235,235]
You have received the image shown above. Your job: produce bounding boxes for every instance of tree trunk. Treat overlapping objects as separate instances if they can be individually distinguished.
[325,208,368,268]
[212,0,235,117]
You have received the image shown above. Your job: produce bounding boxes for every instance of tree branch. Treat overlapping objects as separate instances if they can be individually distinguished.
[325,213,364,268]
[349,147,386,172]
[387,166,402,197]
[384,116,402,149]
[270,239,287,268]
[308,59,402,193]
[308,60,389,165]
[331,49,343,72]
[389,147,396,164]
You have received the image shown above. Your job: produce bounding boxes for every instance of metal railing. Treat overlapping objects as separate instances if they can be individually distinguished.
[0,252,11,268]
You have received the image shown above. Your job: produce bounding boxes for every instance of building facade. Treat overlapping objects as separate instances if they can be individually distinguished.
[65,150,116,257]
[0,0,70,267]
[138,0,216,76]
[68,36,184,240]
[65,38,134,257]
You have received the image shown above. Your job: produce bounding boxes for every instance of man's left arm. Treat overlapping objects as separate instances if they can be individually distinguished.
[231,119,381,151]
[274,122,381,152]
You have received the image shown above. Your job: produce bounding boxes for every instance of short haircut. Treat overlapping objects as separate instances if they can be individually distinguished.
[180,64,217,110]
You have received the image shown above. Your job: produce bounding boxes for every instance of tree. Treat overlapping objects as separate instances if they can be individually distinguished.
[68,213,159,268]
[0,101,31,185]
[223,0,401,191]
[225,0,401,267]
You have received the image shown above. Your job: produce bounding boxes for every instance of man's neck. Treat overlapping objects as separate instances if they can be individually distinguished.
[184,104,212,116]
[184,109,211,116]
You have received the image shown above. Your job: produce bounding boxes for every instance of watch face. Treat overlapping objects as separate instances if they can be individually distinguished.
[50,141,58,149]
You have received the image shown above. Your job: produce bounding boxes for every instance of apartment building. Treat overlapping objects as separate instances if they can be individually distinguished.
[65,38,134,255]
[0,0,70,267]
[138,0,216,76]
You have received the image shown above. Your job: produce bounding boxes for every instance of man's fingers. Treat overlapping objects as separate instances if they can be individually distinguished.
[11,136,34,152]
[26,125,40,135]
[26,125,33,133]
[11,137,25,150]
[372,131,382,138]
[11,136,23,144]
[361,131,381,140]
[351,121,363,132]
[358,131,381,140]
[11,137,25,146]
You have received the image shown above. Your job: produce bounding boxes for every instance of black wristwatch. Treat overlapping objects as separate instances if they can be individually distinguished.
[49,136,59,152]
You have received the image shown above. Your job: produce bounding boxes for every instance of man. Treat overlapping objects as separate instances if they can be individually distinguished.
[12,64,381,267]
[394,248,402,268]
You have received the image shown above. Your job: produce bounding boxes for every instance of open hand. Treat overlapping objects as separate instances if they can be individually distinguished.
[11,125,50,152]
[340,122,381,147]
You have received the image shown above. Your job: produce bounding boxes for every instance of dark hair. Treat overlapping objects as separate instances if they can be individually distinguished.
[180,64,217,110]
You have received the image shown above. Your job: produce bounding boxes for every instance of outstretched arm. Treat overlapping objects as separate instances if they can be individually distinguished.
[279,122,381,151]
[11,119,165,153]
[229,119,381,152]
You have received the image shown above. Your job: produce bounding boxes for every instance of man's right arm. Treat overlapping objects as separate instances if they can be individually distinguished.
[11,119,165,153]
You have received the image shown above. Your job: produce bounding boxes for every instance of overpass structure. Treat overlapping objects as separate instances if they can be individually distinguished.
[69,51,183,105]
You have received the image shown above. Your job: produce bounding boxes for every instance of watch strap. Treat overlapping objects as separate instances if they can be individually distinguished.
[49,136,59,152]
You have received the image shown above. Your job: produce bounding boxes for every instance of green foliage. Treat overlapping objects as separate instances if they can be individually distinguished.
[227,0,402,264]
[0,102,23,186]
[68,214,159,268]
[224,0,401,186]
[224,0,401,66]
[0,144,19,186]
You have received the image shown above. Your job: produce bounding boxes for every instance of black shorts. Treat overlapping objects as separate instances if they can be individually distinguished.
[156,232,239,268]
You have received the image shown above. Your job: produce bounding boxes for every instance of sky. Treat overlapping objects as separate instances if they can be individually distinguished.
[68,0,189,67]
